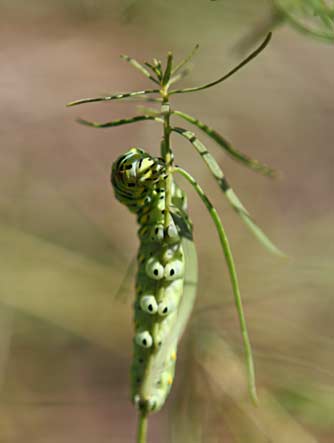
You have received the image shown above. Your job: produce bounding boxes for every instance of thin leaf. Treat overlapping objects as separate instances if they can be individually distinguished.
[172,127,285,257]
[169,33,272,95]
[172,44,199,75]
[168,68,191,87]
[145,60,163,81]
[66,89,160,107]
[120,54,160,85]
[162,51,173,86]
[77,115,163,128]
[173,166,258,405]
[173,110,277,177]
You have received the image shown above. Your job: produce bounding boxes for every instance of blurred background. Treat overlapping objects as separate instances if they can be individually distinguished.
[0,1,333,442]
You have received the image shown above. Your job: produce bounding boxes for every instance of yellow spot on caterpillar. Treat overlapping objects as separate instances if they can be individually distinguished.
[139,158,154,174]
[167,376,173,385]
[142,170,153,180]
[139,226,148,236]
[137,198,146,206]
[171,352,176,361]
[138,254,145,264]
[139,214,149,225]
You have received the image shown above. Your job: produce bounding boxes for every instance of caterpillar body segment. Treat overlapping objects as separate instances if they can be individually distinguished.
[111,148,196,413]
[139,231,197,412]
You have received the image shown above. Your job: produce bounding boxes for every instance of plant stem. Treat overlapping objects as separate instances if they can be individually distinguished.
[161,89,173,230]
[137,411,148,443]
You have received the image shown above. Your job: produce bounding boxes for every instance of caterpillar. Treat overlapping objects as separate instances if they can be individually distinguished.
[67,33,283,439]
[111,148,196,413]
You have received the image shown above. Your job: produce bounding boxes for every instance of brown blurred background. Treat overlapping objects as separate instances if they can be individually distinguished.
[0,1,333,442]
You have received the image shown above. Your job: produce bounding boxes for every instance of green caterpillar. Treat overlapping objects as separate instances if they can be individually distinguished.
[111,148,195,413]
[67,33,283,440]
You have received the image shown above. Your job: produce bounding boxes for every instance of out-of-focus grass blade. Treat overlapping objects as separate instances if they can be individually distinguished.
[0,223,131,352]
[276,385,334,430]
[180,329,322,443]
[275,0,334,41]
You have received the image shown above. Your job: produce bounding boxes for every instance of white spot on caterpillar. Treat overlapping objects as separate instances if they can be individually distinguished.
[158,281,182,316]
[135,331,153,348]
[127,164,136,178]
[140,295,158,314]
[151,225,164,241]
[158,293,179,315]
[158,302,172,316]
[133,395,140,407]
[145,258,164,280]
[163,243,180,261]
[147,397,157,411]
[164,260,184,280]
[166,224,178,239]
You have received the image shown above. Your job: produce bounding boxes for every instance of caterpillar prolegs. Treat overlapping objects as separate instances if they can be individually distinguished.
[112,148,196,413]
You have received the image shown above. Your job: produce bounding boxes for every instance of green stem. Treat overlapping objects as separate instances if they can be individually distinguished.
[161,91,173,229]
[137,412,148,443]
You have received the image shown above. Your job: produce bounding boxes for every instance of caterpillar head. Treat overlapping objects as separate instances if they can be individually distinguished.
[111,148,166,212]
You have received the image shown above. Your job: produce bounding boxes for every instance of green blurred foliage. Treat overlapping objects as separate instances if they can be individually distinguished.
[0,0,334,442]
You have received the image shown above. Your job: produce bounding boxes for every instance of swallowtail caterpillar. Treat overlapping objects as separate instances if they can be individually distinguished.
[67,32,283,440]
